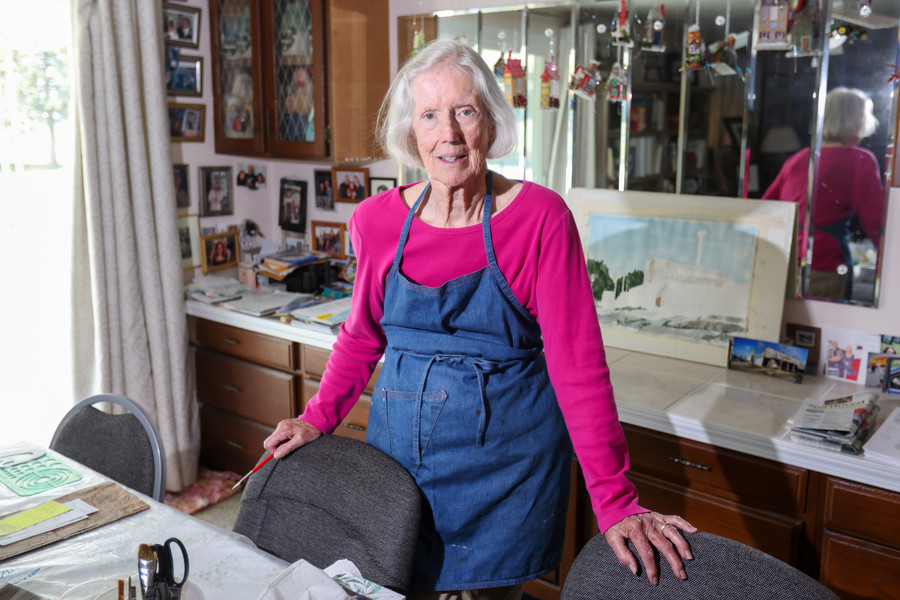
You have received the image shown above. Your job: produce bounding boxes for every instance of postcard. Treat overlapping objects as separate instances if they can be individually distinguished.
[820,327,881,384]
[728,336,809,384]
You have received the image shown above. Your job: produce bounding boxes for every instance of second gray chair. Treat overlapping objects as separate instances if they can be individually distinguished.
[561,529,839,600]
[49,393,167,502]
[233,435,422,593]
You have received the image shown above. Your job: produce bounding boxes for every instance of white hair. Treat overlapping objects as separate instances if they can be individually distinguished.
[823,87,878,143]
[376,39,518,168]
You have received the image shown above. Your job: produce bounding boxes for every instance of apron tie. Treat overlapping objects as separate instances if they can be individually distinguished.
[405,351,499,466]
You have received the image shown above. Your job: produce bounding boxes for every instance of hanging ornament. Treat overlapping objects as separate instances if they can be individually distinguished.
[607,63,627,103]
[611,0,633,47]
[502,51,527,108]
[681,0,704,71]
[789,0,816,56]
[411,14,425,56]
[756,0,792,51]
[494,32,507,78]
[570,60,602,101]
[641,4,666,53]
[540,29,560,110]
[707,0,745,76]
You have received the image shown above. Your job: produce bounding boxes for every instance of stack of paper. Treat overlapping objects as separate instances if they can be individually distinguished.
[290,297,352,333]
[863,407,900,466]
[185,276,250,304]
[257,251,327,281]
[223,290,308,317]
[789,391,880,454]
[0,499,97,546]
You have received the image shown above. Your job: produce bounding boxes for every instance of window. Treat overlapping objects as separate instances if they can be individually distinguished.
[0,0,74,444]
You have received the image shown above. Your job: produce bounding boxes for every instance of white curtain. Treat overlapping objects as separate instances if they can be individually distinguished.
[70,0,198,491]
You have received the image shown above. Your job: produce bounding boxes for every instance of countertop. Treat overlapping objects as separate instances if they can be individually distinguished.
[187,300,900,494]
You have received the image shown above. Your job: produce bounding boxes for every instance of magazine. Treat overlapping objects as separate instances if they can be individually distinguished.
[789,391,880,454]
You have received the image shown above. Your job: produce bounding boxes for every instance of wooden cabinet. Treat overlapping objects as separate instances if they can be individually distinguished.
[208,0,389,163]
[819,477,900,600]
[190,317,302,473]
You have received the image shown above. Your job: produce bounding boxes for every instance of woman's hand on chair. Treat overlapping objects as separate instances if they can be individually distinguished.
[263,418,323,459]
[604,511,697,586]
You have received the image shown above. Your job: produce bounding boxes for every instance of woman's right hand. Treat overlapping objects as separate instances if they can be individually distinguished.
[263,418,323,459]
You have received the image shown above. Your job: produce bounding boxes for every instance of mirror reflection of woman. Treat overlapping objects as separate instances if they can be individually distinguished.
[763,87,885,300]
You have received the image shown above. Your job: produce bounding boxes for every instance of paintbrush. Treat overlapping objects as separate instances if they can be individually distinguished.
[138,543,158,600]
[232,453,274,490]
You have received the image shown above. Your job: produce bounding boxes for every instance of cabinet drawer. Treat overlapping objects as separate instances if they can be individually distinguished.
[629,472,803,565]
[200,404,272,475]
[824,477,900,550]
[195,319,296,370]
[623,424,807,514]
[301,379,371,441]
[821,531,900,600]
[196,349,297,427]
[302,345,382,393]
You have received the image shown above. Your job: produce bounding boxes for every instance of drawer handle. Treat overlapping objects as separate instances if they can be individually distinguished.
[222,337,240,345]
[341,423,365,432]
[668,456,711,471]
[227,440,245,449]
[223,384,241,393]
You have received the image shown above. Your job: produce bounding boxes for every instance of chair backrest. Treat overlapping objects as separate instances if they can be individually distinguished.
[233,435,422,592]
[561,530,840,600]
[49,394,167,502]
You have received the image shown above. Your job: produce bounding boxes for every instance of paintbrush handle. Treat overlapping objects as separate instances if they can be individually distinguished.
[231,453,274,490]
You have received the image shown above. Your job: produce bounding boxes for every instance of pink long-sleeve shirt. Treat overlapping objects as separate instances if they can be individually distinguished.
[300,180,644,533]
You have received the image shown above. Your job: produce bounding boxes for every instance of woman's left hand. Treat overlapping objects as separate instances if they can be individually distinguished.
[603,512,698,585]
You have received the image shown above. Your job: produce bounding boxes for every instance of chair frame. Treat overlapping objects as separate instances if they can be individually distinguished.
[50,394,167,502]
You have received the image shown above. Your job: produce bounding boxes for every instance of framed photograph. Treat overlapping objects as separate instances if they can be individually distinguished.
[177,215,200,268]
[369,177,397,196]
[728,336,809,384]
[568,188,796,367]
[311,220,346,258]
[314,169,335,210]
[173,164,189,207]
[332,167,369,203]
[169,103,204,141]
[163,3,201,48]
[786,323,821,374]
[201,230,240,273]
[237,164,267,189]
[166,51,202,96]
[344,228,355,257]
[279,178,308,233]
[199,166,233,216]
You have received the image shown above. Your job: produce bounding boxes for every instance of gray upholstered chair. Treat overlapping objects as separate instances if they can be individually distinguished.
[561,530,839,600]
[49,393,167,502]
[233,435,422,592]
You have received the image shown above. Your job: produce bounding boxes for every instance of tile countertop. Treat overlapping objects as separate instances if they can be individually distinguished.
[186,300,900,494]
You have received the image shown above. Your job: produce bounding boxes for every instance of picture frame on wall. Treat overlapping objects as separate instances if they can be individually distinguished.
[163,3,201,48]
[368,177,397,196]
[199,166,233,216]
[314,169,335,210]
[166,51,202,96]
[331,166,369,203]
[169,103,204,141]
[177,215,200,268]
[173,163,189,207]
[278,178,308,233]
[311,220,346,258]
[200,230,240,274]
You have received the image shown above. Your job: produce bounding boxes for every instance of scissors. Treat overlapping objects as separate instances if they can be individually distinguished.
[150,537,190,600]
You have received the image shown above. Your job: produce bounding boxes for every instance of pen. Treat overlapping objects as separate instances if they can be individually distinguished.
[232,453,274,490]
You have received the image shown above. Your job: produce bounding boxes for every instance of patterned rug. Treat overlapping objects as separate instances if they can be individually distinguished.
[164,467,242,515]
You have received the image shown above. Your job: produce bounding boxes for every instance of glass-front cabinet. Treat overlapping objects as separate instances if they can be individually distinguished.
[209,0,387,163]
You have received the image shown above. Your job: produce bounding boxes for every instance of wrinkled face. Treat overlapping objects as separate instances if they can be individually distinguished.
[411,64,493,190]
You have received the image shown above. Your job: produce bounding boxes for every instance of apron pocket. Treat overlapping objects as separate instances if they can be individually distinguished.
[370,388,448,471]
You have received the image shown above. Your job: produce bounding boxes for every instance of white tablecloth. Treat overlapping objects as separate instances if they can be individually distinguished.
[0,443,289,599]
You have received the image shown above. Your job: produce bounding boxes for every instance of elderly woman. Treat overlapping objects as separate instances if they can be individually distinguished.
[763,86,885,300]
[264,39,695,598]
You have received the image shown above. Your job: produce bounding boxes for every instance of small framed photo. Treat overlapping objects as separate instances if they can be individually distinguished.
[237,164,267,189]
[163,3,201,48]
[166,51,202,96]
[177,215,200,268]
[344,228,355,257]
[368,177,397,196]
[199,166,233,216]
[314,169,335,210]
[785,323,821,374]
[200,230,240,274]
[332,167,369,203]
[169,103,204,141]
[279,178,308,233]
[311,220,346,258]
[173,163,189,207]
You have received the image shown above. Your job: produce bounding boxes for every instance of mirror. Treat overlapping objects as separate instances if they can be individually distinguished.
[398,0,898,307]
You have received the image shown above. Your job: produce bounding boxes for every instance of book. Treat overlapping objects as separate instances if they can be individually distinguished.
[223,290,307,317]
[863,407,900,467]
[291,296,353,331]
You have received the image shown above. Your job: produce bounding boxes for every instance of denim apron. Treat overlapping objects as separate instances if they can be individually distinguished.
[366,173,573,590]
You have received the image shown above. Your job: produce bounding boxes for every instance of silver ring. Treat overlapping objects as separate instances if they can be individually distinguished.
[660,523,668,531]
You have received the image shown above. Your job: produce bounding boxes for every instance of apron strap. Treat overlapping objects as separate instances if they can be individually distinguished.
[390,183,431,274]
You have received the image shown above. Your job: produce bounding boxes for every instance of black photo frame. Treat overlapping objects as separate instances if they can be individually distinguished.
[278,178,308,233]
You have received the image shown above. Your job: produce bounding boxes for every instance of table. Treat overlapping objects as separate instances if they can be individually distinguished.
[0,443,289,599]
